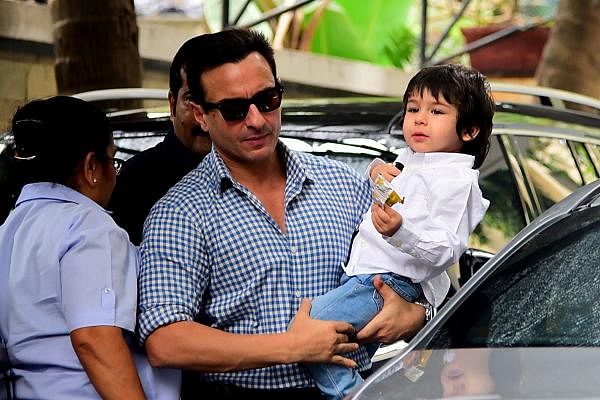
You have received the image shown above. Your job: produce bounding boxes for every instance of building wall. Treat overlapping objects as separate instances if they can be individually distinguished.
[0,1,536,133]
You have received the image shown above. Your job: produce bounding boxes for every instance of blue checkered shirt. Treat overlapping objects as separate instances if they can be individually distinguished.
[138,142,371,389]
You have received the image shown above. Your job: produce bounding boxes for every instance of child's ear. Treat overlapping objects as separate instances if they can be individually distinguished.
[461,126,480,142]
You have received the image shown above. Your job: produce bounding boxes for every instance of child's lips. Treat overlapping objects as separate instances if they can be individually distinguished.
[411,132,428,140]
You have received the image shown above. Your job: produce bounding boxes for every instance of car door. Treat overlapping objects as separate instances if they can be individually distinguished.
[352,189,600,399]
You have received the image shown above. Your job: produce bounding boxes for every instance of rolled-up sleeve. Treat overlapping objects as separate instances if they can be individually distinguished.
[137,202,209,345]
[60,212,138,333]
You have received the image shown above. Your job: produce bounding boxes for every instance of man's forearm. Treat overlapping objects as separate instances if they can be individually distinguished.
[145,300,359,372]
[145,321,298,372]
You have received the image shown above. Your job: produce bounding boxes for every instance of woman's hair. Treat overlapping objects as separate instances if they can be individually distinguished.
[401,64,495,168]
[11,96,111,185]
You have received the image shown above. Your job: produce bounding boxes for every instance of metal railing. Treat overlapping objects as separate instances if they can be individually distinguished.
[219,0,554,68]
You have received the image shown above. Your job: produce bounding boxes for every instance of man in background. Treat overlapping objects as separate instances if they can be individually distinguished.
[109,36,211,244]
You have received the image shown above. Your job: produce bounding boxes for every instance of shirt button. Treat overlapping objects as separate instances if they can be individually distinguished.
[104,288,112,294]
[290,246,297,254]
[294,290,302,298]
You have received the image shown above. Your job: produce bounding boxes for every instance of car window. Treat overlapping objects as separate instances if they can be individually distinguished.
[571,141,600,184]
[508,136,598,212]
[357,346,600,399]
[437,205,600,349]
[354,205,600,399]
[584,142,600,175]
[474,136,527,252]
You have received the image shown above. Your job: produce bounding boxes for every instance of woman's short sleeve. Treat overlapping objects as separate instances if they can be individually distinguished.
[60,210,138,332]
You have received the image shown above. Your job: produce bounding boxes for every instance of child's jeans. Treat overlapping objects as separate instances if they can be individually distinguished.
[306,273,422,400]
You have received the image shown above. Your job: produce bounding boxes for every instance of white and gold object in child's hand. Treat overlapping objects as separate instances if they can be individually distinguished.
[372,173,405,207]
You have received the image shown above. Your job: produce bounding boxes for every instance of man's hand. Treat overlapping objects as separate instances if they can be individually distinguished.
[356,276,425,344]
[371,203,403,237]
[287,299,359,368]
[370,162,401,182]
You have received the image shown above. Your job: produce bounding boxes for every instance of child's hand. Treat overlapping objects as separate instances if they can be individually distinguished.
[371,203,403,236]
[370,162,401,182]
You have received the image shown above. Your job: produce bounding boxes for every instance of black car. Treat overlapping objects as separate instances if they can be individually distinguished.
[1,84,599,375]
[74,84,600,280]
[2,84,599,279]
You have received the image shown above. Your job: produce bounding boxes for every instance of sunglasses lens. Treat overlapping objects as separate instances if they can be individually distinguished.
[214,86,283,122]
[219,100,250,121]
[255,88,283,113]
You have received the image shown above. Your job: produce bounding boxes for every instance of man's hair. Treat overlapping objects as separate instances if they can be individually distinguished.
[169,35,201,100]
[175,28,276,104]
[401,64,495,168]
[169,36,199,98]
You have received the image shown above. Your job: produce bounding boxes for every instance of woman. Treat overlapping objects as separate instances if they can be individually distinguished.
[0,96,178,399]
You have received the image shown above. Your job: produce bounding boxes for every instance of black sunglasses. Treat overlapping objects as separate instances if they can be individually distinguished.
[201,85,284,122]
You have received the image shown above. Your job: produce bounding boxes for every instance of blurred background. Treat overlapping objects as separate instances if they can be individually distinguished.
[0,0,598,131]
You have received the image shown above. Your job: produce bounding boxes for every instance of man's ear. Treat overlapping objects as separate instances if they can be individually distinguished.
[168,90,176,119]
[461,126,480,142]
[190,102,209,132]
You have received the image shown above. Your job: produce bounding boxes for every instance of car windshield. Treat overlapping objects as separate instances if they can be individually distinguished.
[357,203,600,399]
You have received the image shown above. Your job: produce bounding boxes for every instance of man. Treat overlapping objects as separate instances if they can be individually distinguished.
[109,36,212,244]
[138,28,426,399]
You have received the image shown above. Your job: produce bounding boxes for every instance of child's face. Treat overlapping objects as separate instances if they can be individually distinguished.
[402,89,469,154]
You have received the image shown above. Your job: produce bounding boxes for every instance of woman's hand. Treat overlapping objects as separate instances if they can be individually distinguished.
[286,298,359,368]
[356,276,425,344]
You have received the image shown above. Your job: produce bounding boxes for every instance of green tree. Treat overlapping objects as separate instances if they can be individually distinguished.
[304,0,416,68]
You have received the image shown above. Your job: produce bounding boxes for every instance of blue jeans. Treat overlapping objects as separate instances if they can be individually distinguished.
[306,273,422,400]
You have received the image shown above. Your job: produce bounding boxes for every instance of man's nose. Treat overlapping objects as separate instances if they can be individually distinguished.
[244,103,267,126]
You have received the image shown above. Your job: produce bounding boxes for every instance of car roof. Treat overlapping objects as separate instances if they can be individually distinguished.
[72,84,600,143]
[65,82,600,162]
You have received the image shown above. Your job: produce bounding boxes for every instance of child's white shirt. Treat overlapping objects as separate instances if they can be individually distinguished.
[343,148,489,307]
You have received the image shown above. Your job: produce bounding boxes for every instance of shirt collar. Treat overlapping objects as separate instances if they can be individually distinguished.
[397,147,475,169]
[15,182,109,213]
[204,141,313,194]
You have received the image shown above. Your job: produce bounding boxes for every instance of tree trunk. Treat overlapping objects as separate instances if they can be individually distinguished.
[535,0,600,105]
[49,0,142,94]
